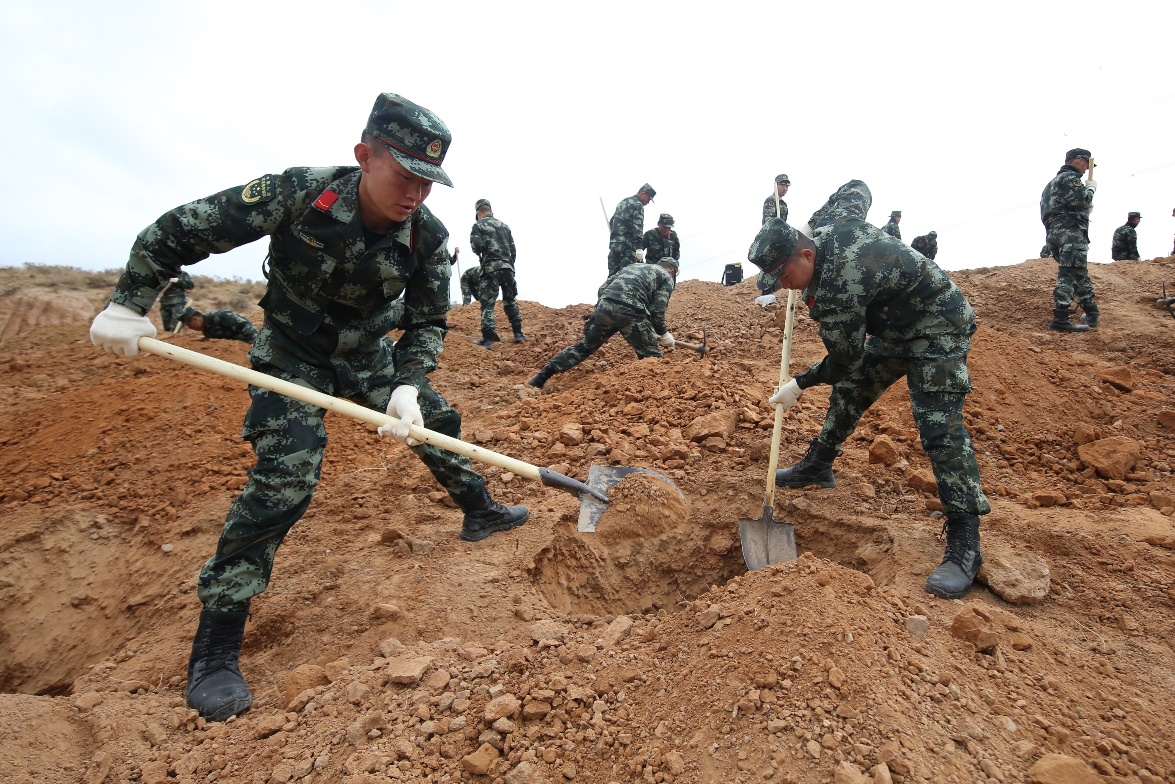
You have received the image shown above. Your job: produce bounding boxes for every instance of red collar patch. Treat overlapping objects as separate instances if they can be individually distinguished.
[313,190,339,211]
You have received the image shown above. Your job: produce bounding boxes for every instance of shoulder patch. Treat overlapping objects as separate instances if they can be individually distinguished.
[240,175,275,205]
[313,190,340,212]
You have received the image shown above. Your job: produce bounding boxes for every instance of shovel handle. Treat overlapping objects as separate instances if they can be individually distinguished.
[137,337,543,482]
[764,289,798,507]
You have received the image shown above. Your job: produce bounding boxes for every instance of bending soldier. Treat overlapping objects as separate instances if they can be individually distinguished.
[910,231,938,260]
[178,307,258,345]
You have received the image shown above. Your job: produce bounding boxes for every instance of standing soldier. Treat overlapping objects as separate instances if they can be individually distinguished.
[459,264,482,306]
[748,180,987,600]
[762,174,790,224]
[608,184,655,277]
[1041,148,1098,331]
[177,307,258,345]
[469,199,525,347]
[910,231,938,260]
[881,210,902,239]
[1111,212,1142,261]
[87,93,528,724]
[159,271,195,332]
[526,258,678,389]
[642,213,680,267]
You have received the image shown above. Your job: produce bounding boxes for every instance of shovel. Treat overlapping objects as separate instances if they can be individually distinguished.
[738,288,799,570]
[136,337,684,524]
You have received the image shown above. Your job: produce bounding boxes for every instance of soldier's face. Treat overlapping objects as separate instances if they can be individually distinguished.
[356,143,433,226]
[776,182,789,196]
[1071,159,1090,175]
[637,192,652,206]
[772,249,815,292]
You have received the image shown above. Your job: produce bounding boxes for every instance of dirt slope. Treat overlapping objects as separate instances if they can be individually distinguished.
[1,257,1173,784]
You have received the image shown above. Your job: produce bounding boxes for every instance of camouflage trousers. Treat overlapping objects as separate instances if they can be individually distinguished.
[545,299,661,375]
[1046,229,1095,309]
[477,267,521,333]
[815,350,990,517]
[160,294,187,332]
[196,360,484,612]
[607,249,637,278]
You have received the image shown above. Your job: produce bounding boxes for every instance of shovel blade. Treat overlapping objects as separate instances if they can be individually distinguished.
[577,464,684,533]
[738,507,798,570]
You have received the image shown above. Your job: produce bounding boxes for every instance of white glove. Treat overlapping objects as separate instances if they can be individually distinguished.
[659,332,675,347]
[89,302,157,356]
[634,250,646,262]
[1086,179,1097,194]
[378,385,423,446]
[768,378,803,411]
[797,222,815,239]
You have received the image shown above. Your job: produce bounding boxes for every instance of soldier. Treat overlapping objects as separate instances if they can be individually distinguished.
[910,231,938,260]
[762,174,790,224]
[1111,212,1141,261]
[526,257,678,388]
[469,199,524,347]
[642,213,680,266]
[87,93,528,724]
[1041,148,1098,331]
[748,180,987,600]
[608,183,655,277]
[178,307,258,345]
[459,264,481,306]
[159,271,195,332]
[881,210,902,239]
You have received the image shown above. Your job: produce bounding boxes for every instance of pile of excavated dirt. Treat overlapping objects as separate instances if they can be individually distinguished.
[1,256,1174,784]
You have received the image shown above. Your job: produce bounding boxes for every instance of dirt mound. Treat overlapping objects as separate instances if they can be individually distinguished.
[1,258,1174,784]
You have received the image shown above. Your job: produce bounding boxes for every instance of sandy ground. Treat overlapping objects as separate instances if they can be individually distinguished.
[0,256,1173,784]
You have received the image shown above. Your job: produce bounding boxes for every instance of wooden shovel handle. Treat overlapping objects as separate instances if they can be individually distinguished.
[764,289,798,507]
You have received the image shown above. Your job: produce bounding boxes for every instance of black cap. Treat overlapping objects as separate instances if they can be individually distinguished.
[1065,147,1092,162]
[890,210,901,218]
[366,93,453,187]
[178,306,200,323]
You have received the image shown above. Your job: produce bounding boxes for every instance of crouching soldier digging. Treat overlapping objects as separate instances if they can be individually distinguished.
[177,306,258,345]
[748,180,989,599]
[88,93,528,724]
[527,257,678,388]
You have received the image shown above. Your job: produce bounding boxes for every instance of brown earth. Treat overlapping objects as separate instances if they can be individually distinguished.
[1,256,1174,784]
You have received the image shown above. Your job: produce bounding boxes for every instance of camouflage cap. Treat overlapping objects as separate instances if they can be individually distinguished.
[177,306,200,323]
[890,210,901,218]
[748,217,800,291]
[775,174,791,184]
[928,230,937,238]
[475,198,492,212]
[1065,147,1092,162]
[658,213,674,226]
[366,93,453,187]
[1127,211,1141,219]
[638,183,656,200]
[657,257,679,275]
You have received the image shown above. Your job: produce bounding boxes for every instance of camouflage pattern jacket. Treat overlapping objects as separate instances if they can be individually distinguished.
[641,227,680,264]
[762,195,788,225]
[910,234,938,260]
[200,310,258,344]
[796,181,976,390]
[1111,224,1140,260]
[109,166,451,393]
[595,262,675,336]
[469,215,517,274]
[609,196,645,255]
[1040,164,1094,239]
[459,266,482,301]
[159,271,195,305]
[881,219,901,240]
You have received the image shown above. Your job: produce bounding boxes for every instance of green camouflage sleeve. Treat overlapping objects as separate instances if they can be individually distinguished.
[649,277,673,336]
[393,224,451,389]
[808,181,872,229]
[1057,173,1094,213]
[469,221,488,258]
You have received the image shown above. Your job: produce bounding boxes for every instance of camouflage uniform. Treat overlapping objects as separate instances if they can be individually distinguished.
[459,265,482,305]
[608,195,646,276]
[794,181,988,518]
[159,271,195,331]
[910,234,938,260]
[1041,164,1096,310]
[642,226,680,266]
[1111,222,1140,261]
[543,262,675,375]
[762,194,788,225]
[1040,245,1051,258]
[881,217,902,240]
[469,214,522,334]
[198,310,258,344]
[109,166,488,612]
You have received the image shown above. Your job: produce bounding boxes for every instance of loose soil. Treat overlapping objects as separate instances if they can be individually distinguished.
[1,256,1173,784]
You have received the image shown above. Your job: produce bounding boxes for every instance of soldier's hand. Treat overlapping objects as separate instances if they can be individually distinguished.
[634,250,645,262]
[658,332,675,348]
[89,302,157,356]
[768,378,803,411]
[379,385,423,446]
[1086,179,1097,194]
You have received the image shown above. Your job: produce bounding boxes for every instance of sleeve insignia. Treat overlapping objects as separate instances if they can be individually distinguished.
[240,175,275,205]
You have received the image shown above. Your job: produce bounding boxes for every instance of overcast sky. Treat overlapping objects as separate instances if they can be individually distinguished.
[2,1,1171,309]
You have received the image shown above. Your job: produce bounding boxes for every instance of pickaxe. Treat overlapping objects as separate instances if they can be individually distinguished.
[674,329,710,358]
[1161,282,1175,322]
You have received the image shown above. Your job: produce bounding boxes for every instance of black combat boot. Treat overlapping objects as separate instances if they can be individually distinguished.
[455,486,529,542]
[511,322,527,343]
[775,439,839,489]
[924,514,983,599]
[526,365,556,389]
[1079,302,1099,329]
[474,328,496,349]
[186,608,252,722]
[1048,307,1089,333]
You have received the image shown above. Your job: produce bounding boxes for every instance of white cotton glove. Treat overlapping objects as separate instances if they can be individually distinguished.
[797,222,815,239]
[1085,179,1097,194]
[769,378,803,411]
[634,250,646,262]
[659,332,675,347]
[378,385,423,446]
[89,302,157,356]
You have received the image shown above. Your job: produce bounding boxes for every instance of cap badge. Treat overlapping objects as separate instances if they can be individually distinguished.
[426,140,443,159]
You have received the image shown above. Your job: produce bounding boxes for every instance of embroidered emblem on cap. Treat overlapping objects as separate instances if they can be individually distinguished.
[241,175,275,205]
[426,139,443,159]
